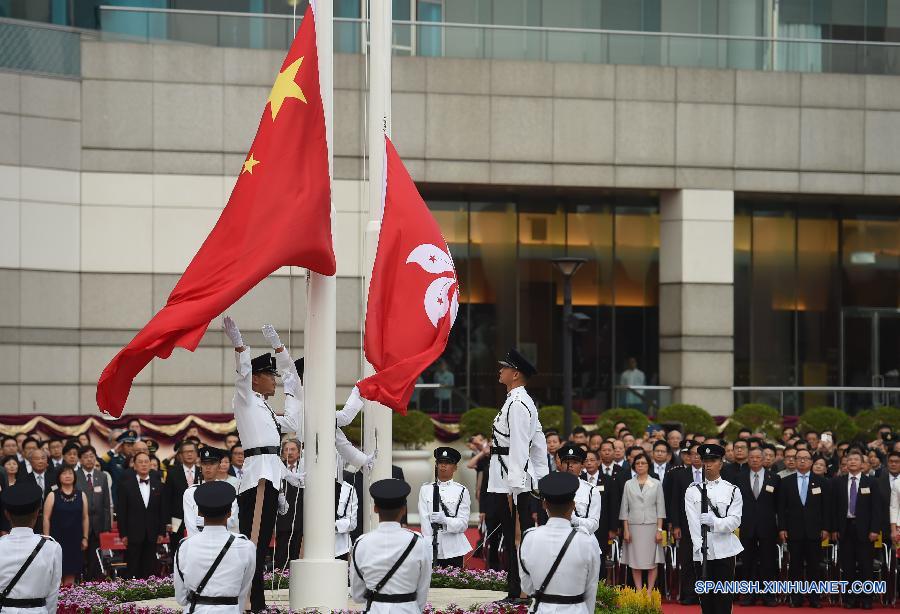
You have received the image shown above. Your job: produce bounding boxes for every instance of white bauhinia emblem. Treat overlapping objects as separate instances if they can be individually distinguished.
[406,243,459,328]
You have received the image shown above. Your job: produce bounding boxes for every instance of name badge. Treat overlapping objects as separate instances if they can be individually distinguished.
[860,487,870,495]
[94,486,103,493]
[811,487,822,495]
[765,485,775,493]
[598,485,605,492]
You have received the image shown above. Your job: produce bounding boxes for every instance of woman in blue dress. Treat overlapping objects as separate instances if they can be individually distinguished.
[43,465,89,585]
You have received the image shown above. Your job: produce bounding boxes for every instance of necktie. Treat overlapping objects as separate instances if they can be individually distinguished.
[37,474,43,490]
[849,476,858,516]
[694,469,701,484]
[140,478,149,485]
[87,473,93,488]
[753,472,760,499]
[186,467,194,486]
[605,467,611,476]
[799,474,807,505]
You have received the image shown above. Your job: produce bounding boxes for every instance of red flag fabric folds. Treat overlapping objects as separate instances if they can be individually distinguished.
[96,6,335,417]
[356,137,458,414]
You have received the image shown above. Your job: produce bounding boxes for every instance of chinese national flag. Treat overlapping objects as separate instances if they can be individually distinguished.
[356,136,458,414]
[96,5,335,417]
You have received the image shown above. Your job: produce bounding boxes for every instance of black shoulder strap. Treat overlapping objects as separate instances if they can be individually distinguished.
[0,537,47,600]
[188,534,235,614]
[531,529,578,612]
[364,533,419,613]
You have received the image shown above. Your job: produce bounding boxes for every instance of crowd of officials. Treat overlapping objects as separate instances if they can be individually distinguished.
[467,422,900,608]
[0,416,898,607]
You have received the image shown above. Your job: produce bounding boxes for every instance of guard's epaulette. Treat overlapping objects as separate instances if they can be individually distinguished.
[522,526,538,537]
[235,534,249,540]
[403,528,423,539]
[38,535,57,543]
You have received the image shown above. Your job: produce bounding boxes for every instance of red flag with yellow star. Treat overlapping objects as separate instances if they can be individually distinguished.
[96,5,335,417]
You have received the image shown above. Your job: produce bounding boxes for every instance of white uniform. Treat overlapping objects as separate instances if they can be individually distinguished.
[488,386,539,496]
[183,482,240,537]
[529,417,550,485]
[889,477,899,525]
[519,517,601,613]
[684,477,744,562]
[0,528,62,614]
[350,522,432,614]
[571,479,602,535]
[232,349,301,495]
[174,525,255,614]
[335,480,358,557]
[417,479,472,560]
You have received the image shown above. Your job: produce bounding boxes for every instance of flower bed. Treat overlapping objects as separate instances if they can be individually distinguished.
[58,576,177,614]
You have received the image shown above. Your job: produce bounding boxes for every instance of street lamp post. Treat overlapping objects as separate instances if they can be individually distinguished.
[552,257,586,439]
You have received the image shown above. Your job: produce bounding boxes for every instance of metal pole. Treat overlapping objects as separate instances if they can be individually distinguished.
[362,0,393,533]
[290,0,344,608]
[563,274,573,439]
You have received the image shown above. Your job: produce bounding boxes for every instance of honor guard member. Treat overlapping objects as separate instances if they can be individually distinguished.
[175,481,255,614]
[418,447,473,568]
[489,348,540,602]
[685,444,743,614]
[222,317,301,612]
[334,477,358,560]
[519,472,601,613]
[0,483,62,614]
[350,479,431,614]
[183,447,239,537]
[557,444,603,536]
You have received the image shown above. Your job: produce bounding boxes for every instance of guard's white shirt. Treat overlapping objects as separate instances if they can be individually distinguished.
[0,528,62,614]
[350,522,431,614]
[685,477,744,562]
[182,482,240,537]
[335,481,358,557]
[488,386,539,496]
[174,525,255,614]
[889,478,899,526]
[519,517,601,614]
[529,417,550,485]
[571,479,602,536]
[418,479,472,559]
[232,349,301,495]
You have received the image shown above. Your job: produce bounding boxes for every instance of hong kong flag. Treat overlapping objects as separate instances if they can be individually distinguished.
[96,4,335,417]
[357,136,459,414]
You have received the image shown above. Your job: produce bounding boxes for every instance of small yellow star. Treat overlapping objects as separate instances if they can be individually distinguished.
[242,153,260,174]
[267,57,307,121]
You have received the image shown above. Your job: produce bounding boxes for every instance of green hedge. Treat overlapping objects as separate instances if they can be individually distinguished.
[539,405,582,434]
[657,404,717,437]
[724,403,782,441]
[459,407,497,439]
[392,410,435,449]
[798,406,859,441]
[595,408,649,438]
[854,406,900,439]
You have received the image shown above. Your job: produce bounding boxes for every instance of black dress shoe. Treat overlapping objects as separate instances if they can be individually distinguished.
[809,603,822,609]
[789,603,802,608]
[679,598,700,606]
[861,603,872,610]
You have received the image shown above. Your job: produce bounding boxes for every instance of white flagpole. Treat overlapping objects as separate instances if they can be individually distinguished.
[290,0,345,609]
[362,0,393,533]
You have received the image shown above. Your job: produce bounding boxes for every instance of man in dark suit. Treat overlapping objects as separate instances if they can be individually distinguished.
[165,440,200,547]
[275,440,303,570]
[117,451,168,579]
[75,445,112,580]
[736,447,780,606]
[876,450,900,549]
[832,449,882,609]
[650,440,673,486]
[595,454,620,580]
[20,448,56,534]
[722,439,750,484]
[778,449,830,608]
[669,443,702,605]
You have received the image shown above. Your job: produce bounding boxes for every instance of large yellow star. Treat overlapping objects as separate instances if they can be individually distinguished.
[267,57,307,121]
[242,153,260,174]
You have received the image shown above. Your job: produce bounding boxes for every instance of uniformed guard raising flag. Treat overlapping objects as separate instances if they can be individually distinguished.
[685,444,744,614]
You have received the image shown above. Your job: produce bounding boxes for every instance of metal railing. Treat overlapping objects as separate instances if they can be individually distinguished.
[613,385,672,415]
[95,6,900,75]
[0,18,81,77]
[733,386,900,416]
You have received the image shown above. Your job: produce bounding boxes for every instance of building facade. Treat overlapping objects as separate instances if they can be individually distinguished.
[0,0,898,418]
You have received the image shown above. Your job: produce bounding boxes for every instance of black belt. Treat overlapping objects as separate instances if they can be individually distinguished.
[534,593,582,604]
[0,598,46,607]
[491,447,510,455]
[244,446,280,458]
[190,595,238,605]
[363,590,417,603]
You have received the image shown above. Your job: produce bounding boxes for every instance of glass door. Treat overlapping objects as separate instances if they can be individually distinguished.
[841,308,900,411]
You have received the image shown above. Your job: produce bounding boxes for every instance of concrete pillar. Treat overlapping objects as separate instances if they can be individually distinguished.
[659,189,735,416]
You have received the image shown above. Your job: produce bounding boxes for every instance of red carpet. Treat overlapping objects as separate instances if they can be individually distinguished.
[663,604,895,614]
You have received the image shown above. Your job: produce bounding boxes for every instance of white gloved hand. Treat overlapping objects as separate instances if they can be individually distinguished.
[698,512,715,527]
[429,511,447,526]
[261,324,282,350]
[223,316,244,348]
[346,386,364,413]
[363,452,377,474]
[277,492,289,516]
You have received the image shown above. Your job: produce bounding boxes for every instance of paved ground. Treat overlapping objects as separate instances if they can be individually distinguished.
[135,587,508,611]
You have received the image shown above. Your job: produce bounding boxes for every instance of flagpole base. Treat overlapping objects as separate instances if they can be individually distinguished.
[289,558,348,610]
